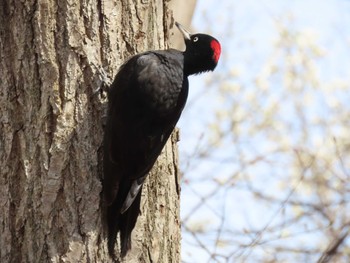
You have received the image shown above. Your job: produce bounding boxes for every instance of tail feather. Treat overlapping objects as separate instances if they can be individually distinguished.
[107,185,143,257]
[119,190,142,257]
[107,196,120,256]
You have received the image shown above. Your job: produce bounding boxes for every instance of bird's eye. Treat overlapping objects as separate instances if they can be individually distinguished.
[193,36,199,42]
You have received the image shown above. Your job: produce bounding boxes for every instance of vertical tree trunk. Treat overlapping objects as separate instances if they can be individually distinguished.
[0,0,181,262]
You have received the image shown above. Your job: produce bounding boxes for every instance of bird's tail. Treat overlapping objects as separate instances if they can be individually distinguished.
[107,184,143,257]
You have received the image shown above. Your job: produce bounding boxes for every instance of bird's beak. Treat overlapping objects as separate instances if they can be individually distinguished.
[175,22,191,41]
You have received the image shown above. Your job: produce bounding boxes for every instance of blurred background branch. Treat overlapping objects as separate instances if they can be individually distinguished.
[178,1,350,262]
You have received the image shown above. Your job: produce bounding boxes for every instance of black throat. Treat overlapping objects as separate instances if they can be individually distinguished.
[183,50,215,76]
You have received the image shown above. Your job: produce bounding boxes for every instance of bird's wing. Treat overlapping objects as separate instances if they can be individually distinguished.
[127,51,186,174]
[134,51,185,114]
[104,51,187,206]
[117,52,187,212]
[120,174,147,214]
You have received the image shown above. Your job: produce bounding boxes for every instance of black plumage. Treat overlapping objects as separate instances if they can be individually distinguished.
[103,22,221,257]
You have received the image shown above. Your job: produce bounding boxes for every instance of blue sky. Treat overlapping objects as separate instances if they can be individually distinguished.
[179,1,350,262]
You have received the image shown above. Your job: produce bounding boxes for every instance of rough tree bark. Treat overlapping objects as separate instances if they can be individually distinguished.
[0,0,182,262]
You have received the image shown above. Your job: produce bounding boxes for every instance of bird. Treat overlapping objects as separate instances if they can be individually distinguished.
[103,21,221,258]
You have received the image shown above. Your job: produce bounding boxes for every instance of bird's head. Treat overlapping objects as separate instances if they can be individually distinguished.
[175,22,221,76]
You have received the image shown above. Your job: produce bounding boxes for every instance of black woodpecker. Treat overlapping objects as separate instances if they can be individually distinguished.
[103,22,221,257]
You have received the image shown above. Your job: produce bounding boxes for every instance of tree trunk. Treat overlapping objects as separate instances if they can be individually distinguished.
[0,0,181,262]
